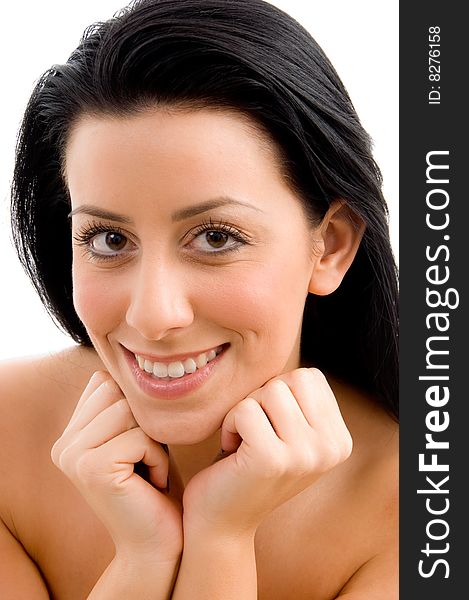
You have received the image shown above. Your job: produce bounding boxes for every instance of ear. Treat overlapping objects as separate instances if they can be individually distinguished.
[308,200,365,296]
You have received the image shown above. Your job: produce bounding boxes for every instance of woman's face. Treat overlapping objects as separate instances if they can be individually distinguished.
[66,108,321,444]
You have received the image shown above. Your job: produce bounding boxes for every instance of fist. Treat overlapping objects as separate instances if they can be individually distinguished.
[51,371,183,560]
[183,368,352,535]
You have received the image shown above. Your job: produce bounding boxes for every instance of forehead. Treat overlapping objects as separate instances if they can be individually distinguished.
[64,108,307,222]
[65,107,282,183]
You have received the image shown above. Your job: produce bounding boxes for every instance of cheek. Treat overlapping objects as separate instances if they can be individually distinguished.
[72,267,126,337]
[200,259,310,348]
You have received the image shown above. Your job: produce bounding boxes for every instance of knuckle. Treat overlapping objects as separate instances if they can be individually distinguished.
[263,378,289,399]
[75,450,130,493]
[325,446,342,469]
[50,438,63,466]
[297,367,313,379]
[306,367,325,379]
[298,367,326,388]
[296,429,352,475]
[258,380,291,412]
[55,443,78,475]
[96,377,122,400]
[324,433,353,469]
[239,396,259,414]
[340,431,354,461]
[50,431,81,473]
[291,367,312,382]
[88,370,111,390]
[306,368,328,389]
[132,426,149,447]
[264,378,286,391]
[108,378,124,394]
[75,450,102,482]
[280,367,325,394]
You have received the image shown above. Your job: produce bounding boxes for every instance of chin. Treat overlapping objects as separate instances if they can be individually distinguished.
[154,431,219,446]
[132,407,224,446]
[142,427,221,447]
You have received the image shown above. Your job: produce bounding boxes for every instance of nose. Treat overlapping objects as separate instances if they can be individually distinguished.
[125,256,195,340]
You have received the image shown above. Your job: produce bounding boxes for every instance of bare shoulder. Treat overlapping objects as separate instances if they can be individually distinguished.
[329,379,399,598]
[0,344,103,422]
[336,376,398,535]
[0,346,114,595]
[0,343,102,393]
[0,345,103,501]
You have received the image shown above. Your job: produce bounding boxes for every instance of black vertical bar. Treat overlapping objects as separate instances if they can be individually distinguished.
[400,1,468,597]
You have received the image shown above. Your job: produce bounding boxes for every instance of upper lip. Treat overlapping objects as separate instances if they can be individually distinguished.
[123,343,226,363]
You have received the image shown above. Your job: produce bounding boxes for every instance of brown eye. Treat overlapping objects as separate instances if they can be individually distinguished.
[104,232,127,251]
[188,221,247,254]
[91,231,129,254]
[206,231,228,248]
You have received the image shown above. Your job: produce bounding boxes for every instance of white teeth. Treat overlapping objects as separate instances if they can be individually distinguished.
[183,358,197,373]
[135,346,223,379]
[168,362,185,378]
[153,362,168,378]
[195,353,208,369]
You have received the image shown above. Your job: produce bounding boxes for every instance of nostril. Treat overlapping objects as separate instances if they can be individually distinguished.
[125,296,195,340]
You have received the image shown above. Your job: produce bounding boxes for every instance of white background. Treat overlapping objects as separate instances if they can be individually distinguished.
[0,0,398,361]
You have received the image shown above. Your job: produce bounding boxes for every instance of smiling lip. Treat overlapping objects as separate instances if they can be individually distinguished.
[127,345,223,364]
[122,344,228,400]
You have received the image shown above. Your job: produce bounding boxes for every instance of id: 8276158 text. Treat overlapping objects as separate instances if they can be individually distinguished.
[428,26,441,105]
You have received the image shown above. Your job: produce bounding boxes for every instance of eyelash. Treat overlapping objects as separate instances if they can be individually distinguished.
[73,223,130,262]
[187,218,250,255]
[73,219,250,262]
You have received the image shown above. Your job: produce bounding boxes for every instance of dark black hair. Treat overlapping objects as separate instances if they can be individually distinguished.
[11,0,398,420]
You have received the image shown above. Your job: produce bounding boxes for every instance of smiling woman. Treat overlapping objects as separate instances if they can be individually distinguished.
[65,109,355,441]
[0,1,398,599]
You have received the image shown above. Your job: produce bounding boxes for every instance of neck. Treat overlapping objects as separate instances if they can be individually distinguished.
[168,429,221,489]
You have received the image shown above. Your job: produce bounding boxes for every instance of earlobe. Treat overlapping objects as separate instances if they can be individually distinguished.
[308,200,365,296]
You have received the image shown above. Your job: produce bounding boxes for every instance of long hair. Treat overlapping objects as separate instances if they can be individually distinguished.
[11,0,398,419]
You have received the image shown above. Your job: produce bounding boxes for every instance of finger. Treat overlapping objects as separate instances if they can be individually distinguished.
[67,371,110,426]
[221,397,277,454]
[276,368,344,428]
[68,398,139,451]
[256,379,309,442]
[94,428,169,490]
[65,377,124,433]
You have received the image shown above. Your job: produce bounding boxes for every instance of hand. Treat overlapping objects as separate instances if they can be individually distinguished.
[182,368,352,536]
[51,371,183,563]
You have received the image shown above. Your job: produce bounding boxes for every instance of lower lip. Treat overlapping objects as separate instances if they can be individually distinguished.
[122,345,227,400]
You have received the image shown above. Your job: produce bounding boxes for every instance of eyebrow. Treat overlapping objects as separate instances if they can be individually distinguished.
[67,206,133,223]
[68,197,263,222]
[171,197,263,221]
